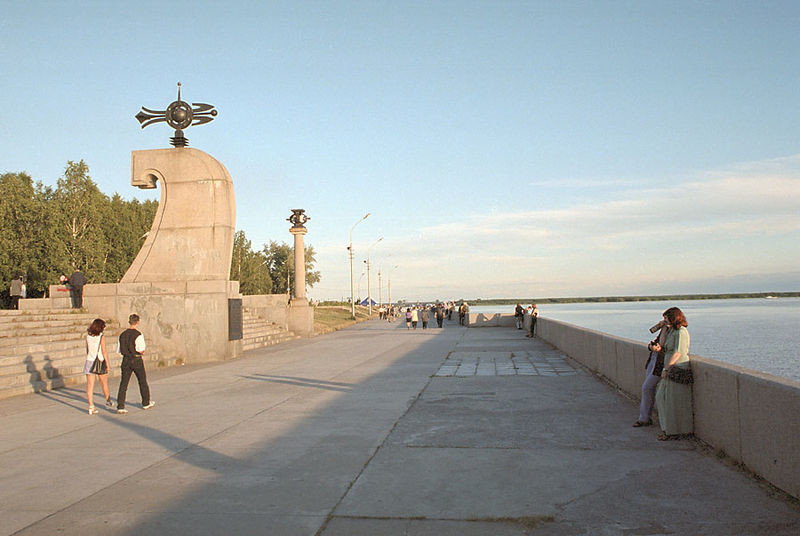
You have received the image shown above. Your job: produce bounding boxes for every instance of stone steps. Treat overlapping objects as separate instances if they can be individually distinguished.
[241,309,300,351]
[0,309,123,401]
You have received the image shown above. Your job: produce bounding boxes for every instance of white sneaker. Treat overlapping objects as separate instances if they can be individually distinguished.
[117,408,128,414]
[142,401,156,410]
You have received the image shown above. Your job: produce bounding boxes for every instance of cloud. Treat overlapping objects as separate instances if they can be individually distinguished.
[312,155,800,300]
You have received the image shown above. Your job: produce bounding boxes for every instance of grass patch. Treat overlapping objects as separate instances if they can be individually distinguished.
[314,305,374,335]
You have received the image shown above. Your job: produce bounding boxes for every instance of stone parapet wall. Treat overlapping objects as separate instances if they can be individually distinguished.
[534,316,800,500]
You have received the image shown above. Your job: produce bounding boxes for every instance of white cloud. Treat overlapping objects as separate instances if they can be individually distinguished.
[311,156,800,300]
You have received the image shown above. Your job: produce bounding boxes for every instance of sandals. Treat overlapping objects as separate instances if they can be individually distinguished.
[88,407,99,415]
[657,432,679,441]
[632,420,652,427]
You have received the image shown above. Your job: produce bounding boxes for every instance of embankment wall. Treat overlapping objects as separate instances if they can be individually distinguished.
[468,312,800,500]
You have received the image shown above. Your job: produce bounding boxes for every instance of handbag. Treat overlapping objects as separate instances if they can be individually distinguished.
[89,334,108,375]
[666,364,693,384]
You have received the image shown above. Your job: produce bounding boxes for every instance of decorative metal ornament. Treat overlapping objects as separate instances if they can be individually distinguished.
[135,82,218,147]
[288,209,310,229]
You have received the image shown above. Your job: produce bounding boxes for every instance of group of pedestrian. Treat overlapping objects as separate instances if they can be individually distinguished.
[634,306,693,441]
[84,313,155,416]
[6,268,89,310]
[513,303,539,337]
[398,301,470,330]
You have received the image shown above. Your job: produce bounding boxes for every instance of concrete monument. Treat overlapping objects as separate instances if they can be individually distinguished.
[83,84,243,363]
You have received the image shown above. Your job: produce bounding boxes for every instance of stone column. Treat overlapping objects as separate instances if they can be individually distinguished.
[290,227,307,301]
[287,209,314,337]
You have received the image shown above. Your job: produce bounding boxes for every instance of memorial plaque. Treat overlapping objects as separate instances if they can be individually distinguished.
[228,298,243,340]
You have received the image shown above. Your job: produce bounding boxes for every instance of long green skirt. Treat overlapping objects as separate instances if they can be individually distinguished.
[655,368,694,435]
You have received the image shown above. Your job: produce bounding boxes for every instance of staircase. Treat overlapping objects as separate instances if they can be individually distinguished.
[0,310,121,399]
[242,308,300,351]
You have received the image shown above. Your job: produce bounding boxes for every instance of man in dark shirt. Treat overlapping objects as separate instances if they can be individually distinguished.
[116,314,154,414]
[68,269,87,308]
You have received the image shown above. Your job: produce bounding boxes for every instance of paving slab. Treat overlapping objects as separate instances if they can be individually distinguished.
[0,320,797,535]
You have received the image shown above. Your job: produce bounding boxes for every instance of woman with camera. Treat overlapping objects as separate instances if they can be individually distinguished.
[633,313,670,427]
[654,307,693,440]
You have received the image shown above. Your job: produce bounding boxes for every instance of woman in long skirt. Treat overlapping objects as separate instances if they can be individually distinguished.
[655,307,693,440]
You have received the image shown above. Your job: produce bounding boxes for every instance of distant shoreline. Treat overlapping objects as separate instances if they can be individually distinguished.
[470,292,799,306]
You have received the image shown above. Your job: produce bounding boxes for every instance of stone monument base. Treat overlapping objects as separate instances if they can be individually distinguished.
[82,281,242,364]
[287,301,314,338]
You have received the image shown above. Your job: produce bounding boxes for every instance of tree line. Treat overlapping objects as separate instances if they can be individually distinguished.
[1,161,319,307]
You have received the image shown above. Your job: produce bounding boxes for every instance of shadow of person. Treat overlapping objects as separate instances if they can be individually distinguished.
[42,356,63,388]
[25,355,42,388]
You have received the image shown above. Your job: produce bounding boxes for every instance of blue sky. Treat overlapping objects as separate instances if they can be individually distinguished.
[2,1,798,301]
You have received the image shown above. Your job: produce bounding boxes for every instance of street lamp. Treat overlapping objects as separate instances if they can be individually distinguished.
[364,237,383,316]
[349,213,370,319]
[357,272,366,306]
[387,264,399,306]
[377,254,392,309]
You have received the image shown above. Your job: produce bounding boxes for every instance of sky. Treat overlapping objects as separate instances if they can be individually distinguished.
[1,1,799,301]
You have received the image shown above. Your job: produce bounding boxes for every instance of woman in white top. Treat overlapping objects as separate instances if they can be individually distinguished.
[84,318,111,415]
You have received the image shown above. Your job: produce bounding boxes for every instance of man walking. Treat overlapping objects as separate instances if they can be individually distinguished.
[68,269,87,308]
[116,314,155,413]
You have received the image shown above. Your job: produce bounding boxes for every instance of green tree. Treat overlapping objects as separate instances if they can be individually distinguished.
[230,230,272,295]
[262,240,321,295]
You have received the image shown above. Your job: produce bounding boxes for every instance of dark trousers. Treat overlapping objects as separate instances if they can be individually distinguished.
[70,286,83,308]
[11,296,20,309]
[437,316,443,328]
[529,317,537,337]
[117,355,150,409]
[422,320,428,329]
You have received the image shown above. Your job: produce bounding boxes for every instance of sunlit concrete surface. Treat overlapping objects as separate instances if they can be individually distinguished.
[1,320,798,535]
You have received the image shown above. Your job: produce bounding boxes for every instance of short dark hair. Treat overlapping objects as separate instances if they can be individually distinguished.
[88,318,106,336]
[663,307,688,329]
[129,313,140,325]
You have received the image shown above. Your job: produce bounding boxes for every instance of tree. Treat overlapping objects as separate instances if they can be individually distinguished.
[230,231,272,295]
[262,240,321,295]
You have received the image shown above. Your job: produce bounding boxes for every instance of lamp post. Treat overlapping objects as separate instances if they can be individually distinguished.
[377,254,392,309]
[364,237,383,316]
[349,213,370,319]
[387,264,398,306]
[357,272,365,306]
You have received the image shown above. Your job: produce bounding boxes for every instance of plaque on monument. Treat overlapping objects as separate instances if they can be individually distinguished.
[228,298,243,341]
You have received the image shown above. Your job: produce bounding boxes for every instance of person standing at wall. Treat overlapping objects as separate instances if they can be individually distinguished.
[655,307,693,441]
[116,314,155,414]
[526,303,539,337]
[68,269,87,308]
[514,303,524,329]
[633,314,670,427]
[9,275,23,309]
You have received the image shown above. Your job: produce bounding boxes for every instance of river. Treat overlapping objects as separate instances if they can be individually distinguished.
[469,298,799,382]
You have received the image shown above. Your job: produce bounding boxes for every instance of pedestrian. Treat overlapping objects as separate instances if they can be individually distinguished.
[633,314,670,427]
[68,269,87,308]
[655,307,693,441]
[514,303,524,329]
[447,302,453,321]
[526,303,538,337]
[421,306,430,329]
[459,302,469,326]
[9,275,23,309]
[405,308,412,330]
[84,318,112,415]
[411,306,419,329]
[435,303,444,328]
[116,313,155,414]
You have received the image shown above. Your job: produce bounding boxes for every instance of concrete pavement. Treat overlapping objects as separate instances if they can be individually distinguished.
[1,319,798,535]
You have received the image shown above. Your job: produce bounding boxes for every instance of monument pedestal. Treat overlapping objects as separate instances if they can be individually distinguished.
[287,301,314,338]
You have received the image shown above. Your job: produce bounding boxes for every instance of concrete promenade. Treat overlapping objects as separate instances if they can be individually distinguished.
[1,320,798,535]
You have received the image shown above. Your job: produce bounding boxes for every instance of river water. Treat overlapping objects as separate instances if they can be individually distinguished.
[470,298,799,382]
